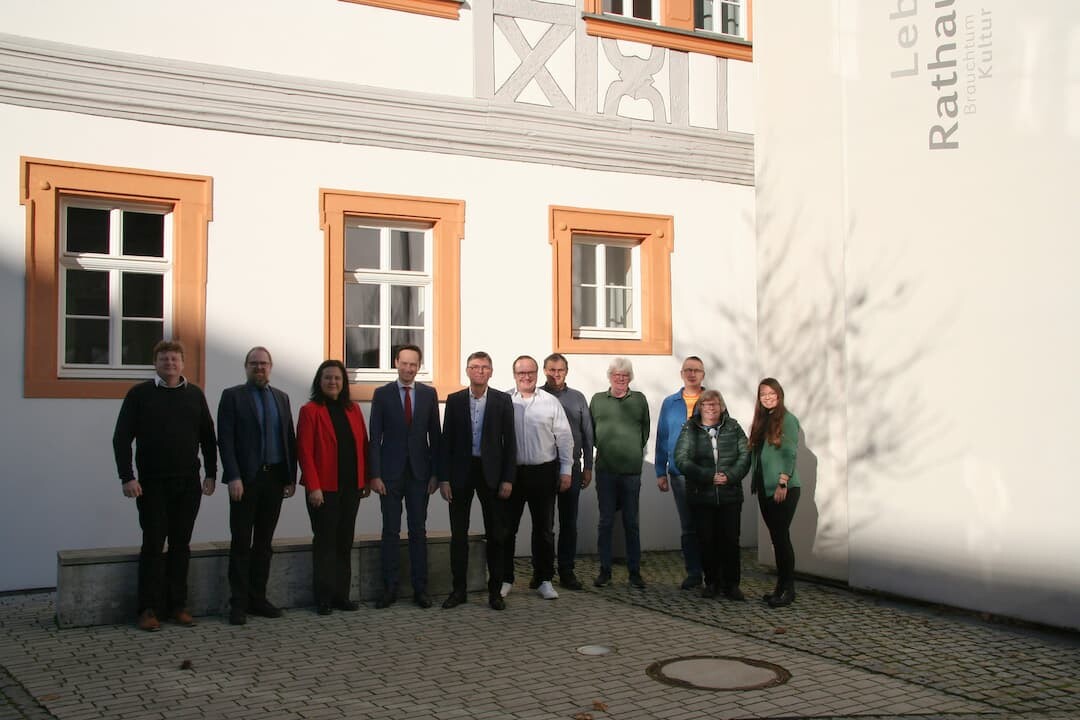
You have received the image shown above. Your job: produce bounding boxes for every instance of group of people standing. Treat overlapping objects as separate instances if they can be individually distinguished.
[112,341,801,632]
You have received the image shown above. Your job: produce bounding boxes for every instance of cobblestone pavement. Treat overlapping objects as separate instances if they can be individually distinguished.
[0,551,1077,720]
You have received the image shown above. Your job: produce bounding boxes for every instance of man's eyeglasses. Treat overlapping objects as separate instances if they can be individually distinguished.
[466,365,492,372]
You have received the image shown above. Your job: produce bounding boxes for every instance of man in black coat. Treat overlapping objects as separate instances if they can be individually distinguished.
[438,351,517,610]
[217,346,297,625]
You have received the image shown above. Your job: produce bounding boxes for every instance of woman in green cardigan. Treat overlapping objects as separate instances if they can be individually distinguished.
[749,378,800,608]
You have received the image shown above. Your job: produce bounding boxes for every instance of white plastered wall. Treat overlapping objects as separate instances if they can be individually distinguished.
[0,104,757,591]
[0,0,474,97]
[755,0,1080,628]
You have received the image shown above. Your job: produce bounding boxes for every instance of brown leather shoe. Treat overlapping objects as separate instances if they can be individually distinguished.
[171,608,196,626]
[137,609,160,632]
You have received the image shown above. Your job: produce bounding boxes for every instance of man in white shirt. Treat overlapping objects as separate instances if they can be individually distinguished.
[502,355,573,600]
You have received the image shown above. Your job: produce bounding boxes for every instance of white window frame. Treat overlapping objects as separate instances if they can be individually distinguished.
[344,218,434,384]
[603,0,661,24]
[696,0,745,37]
[57,198,173,379]
[571,236,642,340]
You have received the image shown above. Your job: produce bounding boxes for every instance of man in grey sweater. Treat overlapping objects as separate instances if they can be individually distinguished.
[541,353,594,590]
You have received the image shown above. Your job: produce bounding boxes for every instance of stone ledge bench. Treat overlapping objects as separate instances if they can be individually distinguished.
[57,530,487,628]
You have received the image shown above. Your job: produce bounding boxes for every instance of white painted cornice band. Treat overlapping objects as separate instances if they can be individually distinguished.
[0,33,753,185]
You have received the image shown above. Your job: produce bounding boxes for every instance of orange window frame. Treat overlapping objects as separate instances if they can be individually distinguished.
[550,205,673,356]
[20,158,212,399]
[582,0,753,61]
[320,189,464,401]
[338,0,462,20]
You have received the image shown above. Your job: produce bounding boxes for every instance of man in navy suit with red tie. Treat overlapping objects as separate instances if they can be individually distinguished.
[367,344,441,609]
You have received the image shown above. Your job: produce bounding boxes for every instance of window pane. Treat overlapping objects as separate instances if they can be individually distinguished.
[345,283,380,326]
[65,269,109,316]
[605,246,633,287]
[390,285,424,326]
[65,318,109,364]
[345,327,379,369]
[122,273,164,318]
[632,0,651,19]
[390,230,425,272]
[695,0,714,30]
[572,285,596,328]
[572,242,596,286]
[345,226,380,271]
[606,288,631,328]
[390,329,424,361]
[122,211,165,257]
[121,321,163,364]
[603,0,623,13]
[66,207,110,254]
[720,0,739,34]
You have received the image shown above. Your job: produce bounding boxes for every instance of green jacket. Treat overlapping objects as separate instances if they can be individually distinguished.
[750,410,800,498]
[589,389,650,474]
[673,411,749,506]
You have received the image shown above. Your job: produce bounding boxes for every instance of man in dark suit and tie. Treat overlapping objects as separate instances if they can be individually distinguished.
[217,347,297,625]
[438,351,517,610]
[367,344,441,609]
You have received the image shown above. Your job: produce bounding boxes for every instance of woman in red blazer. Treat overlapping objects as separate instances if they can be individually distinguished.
[297,359,369,615]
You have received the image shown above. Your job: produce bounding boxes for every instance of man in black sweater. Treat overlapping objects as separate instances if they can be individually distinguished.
[113,340,218,632]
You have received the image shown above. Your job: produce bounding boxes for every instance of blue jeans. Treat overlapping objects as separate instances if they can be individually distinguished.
[668,474,702,578]
[556,464,583,575]
[379,467,430,593]
[596,471,641,573]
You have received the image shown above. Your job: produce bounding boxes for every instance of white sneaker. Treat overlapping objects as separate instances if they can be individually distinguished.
[538,581,559,600]
[500,582,512,598]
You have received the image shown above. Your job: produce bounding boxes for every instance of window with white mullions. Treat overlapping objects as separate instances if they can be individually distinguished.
[695,0,743,36]
[602,0,659,23]
[343,219,432,380]
[571,236,641,339]
[58,200,172,377]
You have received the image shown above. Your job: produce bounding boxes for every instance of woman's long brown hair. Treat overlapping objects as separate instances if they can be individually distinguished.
[748,378,786,449]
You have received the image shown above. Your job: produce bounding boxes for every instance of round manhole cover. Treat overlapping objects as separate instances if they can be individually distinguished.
[646,656,790,691]
[576,645,613,656]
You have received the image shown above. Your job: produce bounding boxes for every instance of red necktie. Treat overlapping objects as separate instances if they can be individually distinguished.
[404,386,413,426]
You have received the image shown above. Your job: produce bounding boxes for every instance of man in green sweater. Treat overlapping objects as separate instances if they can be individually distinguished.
[589,357,650,589]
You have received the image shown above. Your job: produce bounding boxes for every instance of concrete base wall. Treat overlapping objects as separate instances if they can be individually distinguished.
[56,531,486,628]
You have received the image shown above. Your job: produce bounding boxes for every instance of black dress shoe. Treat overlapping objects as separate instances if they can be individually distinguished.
[701,583,717,599]
[413,592,432,609]
[680,574,703,590]
[594,569,612,587]
[488,593,505,611]
[316,604,332,616]
[723,586,746,601]
[767,588,795,608]
[249,600,283,618]
[559,573,584,591]
[332,599,359,611]
[442,592,466,609]
[375,591,397,609]
[629,572,647,589]
[229,607,247,625]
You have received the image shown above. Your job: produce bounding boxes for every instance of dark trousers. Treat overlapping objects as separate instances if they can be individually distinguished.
[690,502,742,590]
[758,487,800,590]
[379,465,430,593]
[228,464,287,611]
[307,487,361,605]
[448,457,509,596]
[136,476,202,615]
[596,471,642,573]
[556,464,583,576]
[669,474,703,578]
[503,461,558,583]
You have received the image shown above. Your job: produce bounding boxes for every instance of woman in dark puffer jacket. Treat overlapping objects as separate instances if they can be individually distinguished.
[674,389,750,600]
